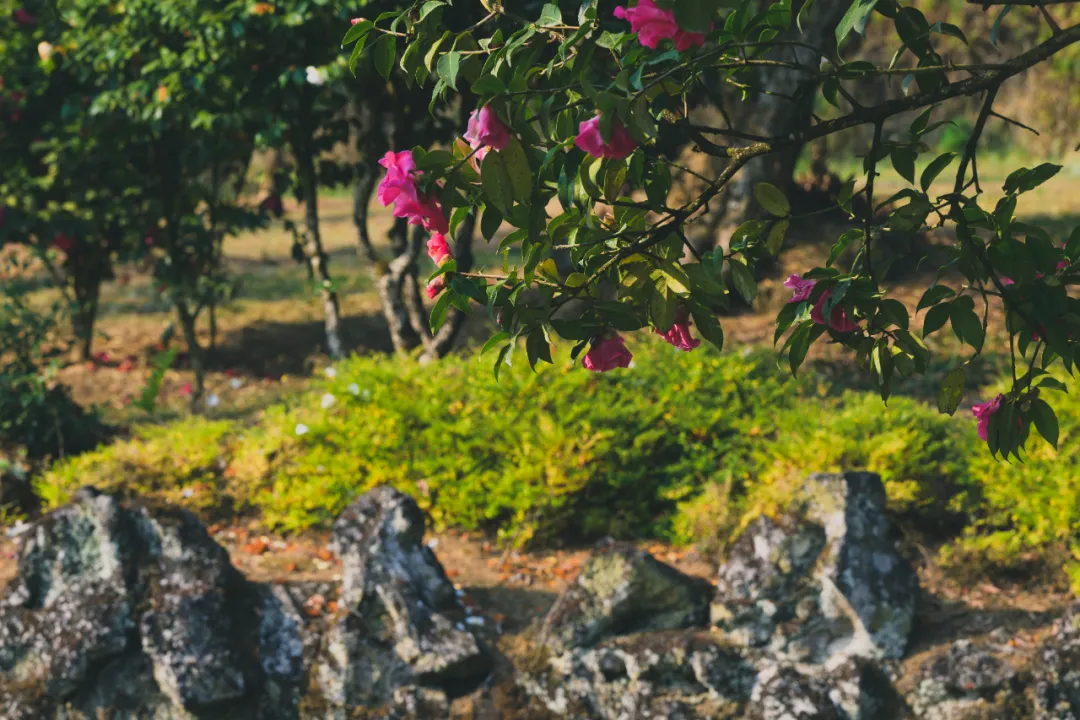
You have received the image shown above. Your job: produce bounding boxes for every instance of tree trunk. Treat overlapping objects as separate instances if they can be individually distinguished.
[419,211,477,362]
[175,301,205,410]
[299,144,345,358]
[686,0,849,255]
[70,250,108,361]
[376,219,424,352]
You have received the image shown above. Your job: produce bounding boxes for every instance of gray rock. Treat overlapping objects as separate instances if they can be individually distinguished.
[312,486,491,717]
[713,472,917,664]
[909,639,1030,719]
[540,543,713,654]
[1035,604,1080,719]
[520,630,756,720]
[0,487,304,719]
[747,661,841,720]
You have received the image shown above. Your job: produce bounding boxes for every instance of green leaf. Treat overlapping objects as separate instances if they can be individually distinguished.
[650,286,679,332]
[342,20,374,46]
[937,366,966,415]
[729,259,757,304]
[482,151,514,213]
[374,34,397,80]
[788,322,813,376]
[922,302,950,338]
[471,75,506,95]
[920,152,956,192]
[890,146,916,184]
[420,1,446,20]
[429,290,452,333]
[525,328,553,370]
[493,344,511,382]
[827,228,863,267]
[766,219,790,256]
[950,297,984,352]
[673,0,718,34]
[990,4,1012,47]
[646,161,672,209]
[1030,398,1059,449]
[498,136,533,205]
[1037,377,1068,393]
[480,331,511,357]
[835,0,880,44]
[658,263,692,295]
[1004,163,1062,194]
[690,304,724,350]
[436,50,461,90]
[538,3,563,26]
[876,299,909,329]
[481,206,503,241]
[753,182,790,216]
[603,159,628,203]
[917,284,955,311]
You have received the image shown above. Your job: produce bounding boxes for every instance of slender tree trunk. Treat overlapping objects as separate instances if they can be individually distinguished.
[419,211,477,362]
[176,301,205,410]
[70,250,107,361]
[687,0,849,255]
[376,219,423,352]
[71,278,101,361]
[299,143,345,358]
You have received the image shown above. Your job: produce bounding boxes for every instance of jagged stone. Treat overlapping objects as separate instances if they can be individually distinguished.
[746,661,841,720]
[1035,604,1080,719]
[520,630,756,720]
[311,486,491,717]
[0,487,304,720]
[540,543,713,654]
[908,639,1030,719]
[712,472,917,665]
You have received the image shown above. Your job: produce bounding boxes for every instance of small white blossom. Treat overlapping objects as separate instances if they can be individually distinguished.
[295,423,309,436]
[324,367,337,378]
[230,378,243,390]
[348,383,360,396]
[205,393,220,408]
[305,66,326,86]
[321,393,336,409]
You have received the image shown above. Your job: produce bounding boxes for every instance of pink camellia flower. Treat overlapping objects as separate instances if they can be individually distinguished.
[655,309,700,351]
[53,233,75,253]
[395,193,449,235]
[810,290,859,333]
[783,274,816,303]
[350,18,363,25]
[583,333,634,372]
[464,106,510,154]
[972,394,1003,442]
[1057,260,1070,272]
[377,150,418,207]
[1000,276,1014,286]
[613,0,708,52]
[426,275,447,300]
[14,9,33,25]
[179,382,193,397]
[574,115,637,160]
[427,232,453,266]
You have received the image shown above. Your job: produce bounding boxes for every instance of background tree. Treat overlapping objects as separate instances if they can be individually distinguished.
[345,0,1080,459]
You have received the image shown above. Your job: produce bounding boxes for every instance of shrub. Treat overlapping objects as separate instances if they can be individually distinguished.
[35,341,1080,588]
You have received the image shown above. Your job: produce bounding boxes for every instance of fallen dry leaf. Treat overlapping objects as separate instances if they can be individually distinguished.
[244,538,269,555]
[315,548,333,562]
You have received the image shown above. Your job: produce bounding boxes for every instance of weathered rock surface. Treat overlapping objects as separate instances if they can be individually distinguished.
[1035,603,1080,719]
[521,629,756,719]
[0,486,305,719]
[712,472,918,665]
[540,543,713,654]
[908,639,1030,719]
[310,486,492,717]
